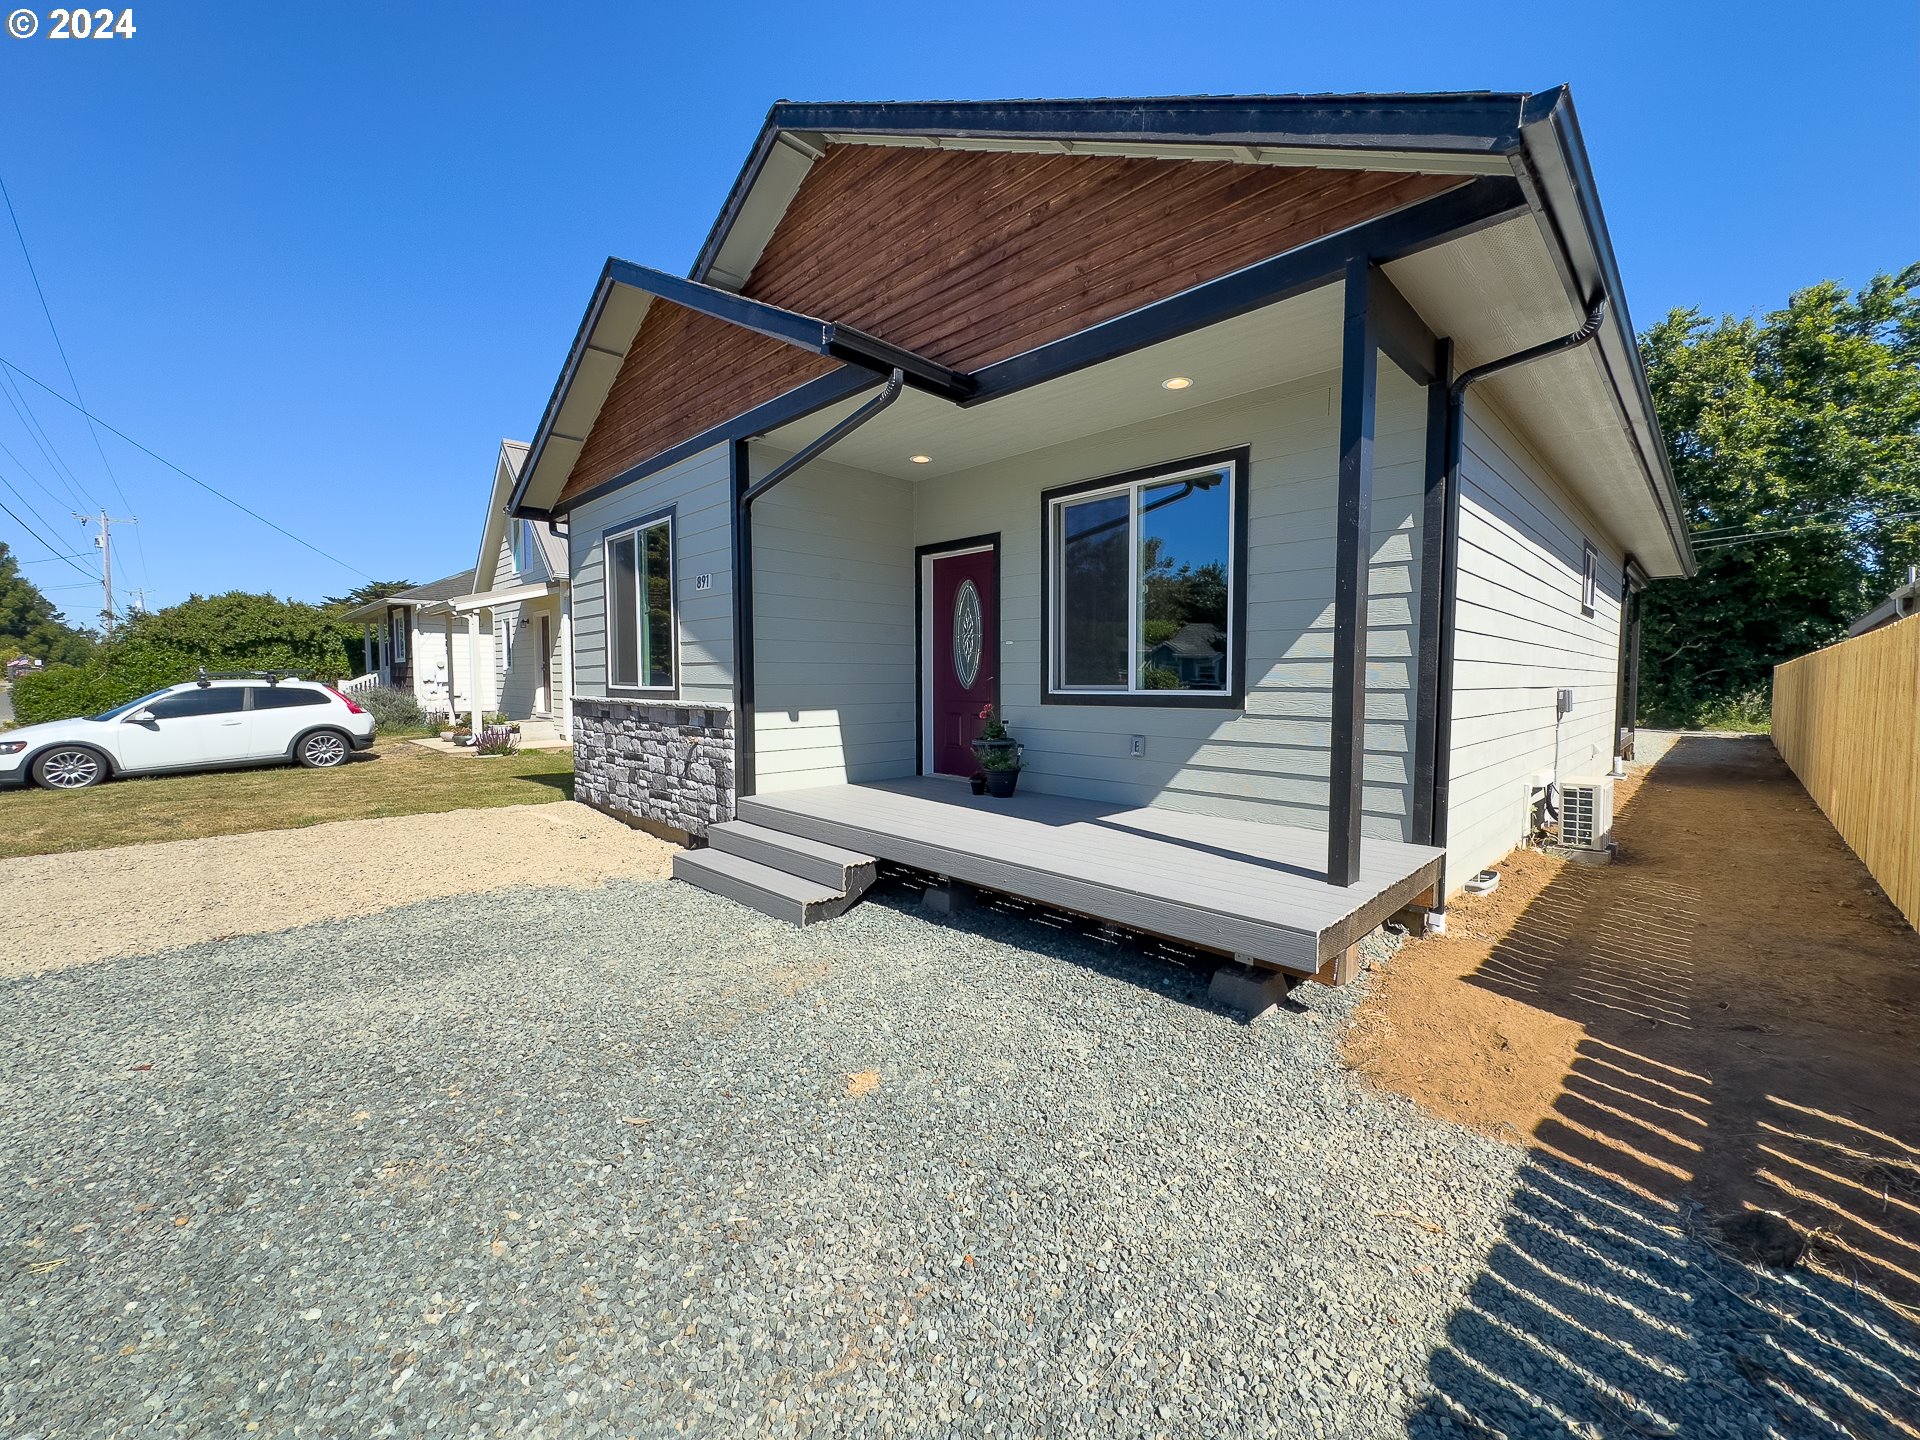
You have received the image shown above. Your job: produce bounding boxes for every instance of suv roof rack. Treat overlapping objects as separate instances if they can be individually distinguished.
[194,667,297,687]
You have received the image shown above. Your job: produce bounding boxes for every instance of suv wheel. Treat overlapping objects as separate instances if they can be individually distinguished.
[33,745,108,790]
[296,730,350,769]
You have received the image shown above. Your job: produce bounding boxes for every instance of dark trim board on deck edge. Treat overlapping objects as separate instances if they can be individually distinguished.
[737,780,1443,975]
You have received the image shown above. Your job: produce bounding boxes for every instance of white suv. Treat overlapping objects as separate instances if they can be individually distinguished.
[0,673,376,791]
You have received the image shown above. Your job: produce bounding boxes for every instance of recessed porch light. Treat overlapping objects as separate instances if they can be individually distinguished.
[1161,376,1193,391]
[909,454,932,464]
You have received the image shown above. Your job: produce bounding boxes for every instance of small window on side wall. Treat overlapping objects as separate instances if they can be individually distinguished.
[606,513,675,692]
[1581,542,1598,617]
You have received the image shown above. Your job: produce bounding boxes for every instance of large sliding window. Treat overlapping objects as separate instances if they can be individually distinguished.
[605,511,675,692]
[1044,450,1246,706]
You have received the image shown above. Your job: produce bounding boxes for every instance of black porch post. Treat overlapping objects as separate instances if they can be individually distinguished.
[1328,256,1378,887]
[729,438,756,801]
[1410,337,1453,847]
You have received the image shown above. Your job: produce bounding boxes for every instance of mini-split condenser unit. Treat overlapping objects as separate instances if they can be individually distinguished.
[1559,777,1615,851]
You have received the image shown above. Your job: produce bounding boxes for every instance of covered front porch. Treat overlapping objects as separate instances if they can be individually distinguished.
[692,776,1443,984]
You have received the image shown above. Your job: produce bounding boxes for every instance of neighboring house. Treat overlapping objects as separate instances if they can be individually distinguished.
[502,90,1693,987]
[5,656,40,680]
[1847,569,1920,638]
[1144,623,1227,690]
[451,440,572,738]
[343,570,478,718]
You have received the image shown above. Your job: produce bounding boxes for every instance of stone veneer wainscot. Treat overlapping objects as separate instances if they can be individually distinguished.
[572,699,733,841]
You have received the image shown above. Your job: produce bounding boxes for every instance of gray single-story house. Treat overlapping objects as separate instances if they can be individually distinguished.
[504,89,1692,1003]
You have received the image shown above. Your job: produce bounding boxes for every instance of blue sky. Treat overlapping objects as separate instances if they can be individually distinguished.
[0,0,1914,623]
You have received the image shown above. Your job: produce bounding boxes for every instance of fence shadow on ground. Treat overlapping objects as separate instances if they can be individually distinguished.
[1410,735,1920,1438]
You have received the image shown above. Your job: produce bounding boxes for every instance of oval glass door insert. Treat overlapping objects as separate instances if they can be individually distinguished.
[952,579,983,689]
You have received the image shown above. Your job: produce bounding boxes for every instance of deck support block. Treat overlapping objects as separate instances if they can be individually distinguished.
[1209,959,1298,1021]
[1315,942,1363,988]
[921,876,976,916]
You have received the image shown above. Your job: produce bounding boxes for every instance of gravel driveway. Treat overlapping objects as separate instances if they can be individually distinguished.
[1,875,1901,1437]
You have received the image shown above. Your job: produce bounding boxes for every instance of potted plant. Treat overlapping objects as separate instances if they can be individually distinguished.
[971,706,1023,798]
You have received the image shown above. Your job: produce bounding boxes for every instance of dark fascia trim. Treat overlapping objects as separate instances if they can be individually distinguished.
[508,265,618,516]
[964,176,1527,403]
[599,502,680,702]
[1038,447,1250,711]
[913,533,1002,776]
[547,367,878,518]
[691,111,786,287]
[766,94,1532,153]
[605,260,973,400]
[1514,88,1695,578]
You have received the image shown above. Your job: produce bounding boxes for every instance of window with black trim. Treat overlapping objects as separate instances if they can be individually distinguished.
[605,514,675,691]
[1045,455,1242,701]
[1581,542,1598,617]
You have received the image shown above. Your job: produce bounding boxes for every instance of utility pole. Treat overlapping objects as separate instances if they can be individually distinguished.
[74,510,136,637]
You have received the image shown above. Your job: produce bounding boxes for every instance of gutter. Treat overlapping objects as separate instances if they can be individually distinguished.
[1425,297,1610,873]
[731,370,906,801]
[1513,88,1694,578]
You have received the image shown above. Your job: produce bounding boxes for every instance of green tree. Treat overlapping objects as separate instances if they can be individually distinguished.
[12,591,355,724]
[322,578,413,674]
[322,579,413,608]
[0,541,93,667]
[1639,266,1920,724]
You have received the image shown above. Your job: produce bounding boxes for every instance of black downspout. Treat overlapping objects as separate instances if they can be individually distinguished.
[730,368,906,805]
[1428,298,1609,891]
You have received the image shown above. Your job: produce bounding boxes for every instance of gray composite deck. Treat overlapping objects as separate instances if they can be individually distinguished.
[738,779,1444,974]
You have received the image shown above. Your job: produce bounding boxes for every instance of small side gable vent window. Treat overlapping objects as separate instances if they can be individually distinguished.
[1580,542,1598,617]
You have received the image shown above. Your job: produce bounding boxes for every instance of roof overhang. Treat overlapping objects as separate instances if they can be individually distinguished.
[513,89,1691,576]
[693,93,1535,289]
[472,440,531,592]
[509,260,969,516]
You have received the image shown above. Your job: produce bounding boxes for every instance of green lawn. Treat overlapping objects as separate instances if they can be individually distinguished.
[0,739,573,859]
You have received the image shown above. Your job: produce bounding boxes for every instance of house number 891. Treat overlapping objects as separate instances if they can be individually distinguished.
[48,8,136,37]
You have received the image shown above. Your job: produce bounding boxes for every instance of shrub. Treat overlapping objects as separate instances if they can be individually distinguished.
[354,684,428,731]
[476,724,518,756]
[12,654,182,725]
[1695,686,1772,733]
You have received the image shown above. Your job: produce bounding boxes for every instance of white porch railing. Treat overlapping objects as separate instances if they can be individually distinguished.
[341,673,379,693]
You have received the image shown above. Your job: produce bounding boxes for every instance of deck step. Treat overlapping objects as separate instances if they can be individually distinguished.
[672,847,859,926]
[707,820,876,895]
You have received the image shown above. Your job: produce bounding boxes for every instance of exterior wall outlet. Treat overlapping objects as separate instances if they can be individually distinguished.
[1129,734,1145,758]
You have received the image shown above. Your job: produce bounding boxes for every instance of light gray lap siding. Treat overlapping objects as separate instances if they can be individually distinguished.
[567,443,734,709]
[913,368,1429,838]
[747,452,918,791]
[1444,401,1624,888]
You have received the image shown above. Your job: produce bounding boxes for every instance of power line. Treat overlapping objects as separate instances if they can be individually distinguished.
[0,170,151,596]
[0,429,78,513]
[0,495,100,583]
[0,355,374,582]
[0,363,93,511]
[0,464,94,570]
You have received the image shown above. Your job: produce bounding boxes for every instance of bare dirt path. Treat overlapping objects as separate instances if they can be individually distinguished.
[0,801,673,975]
[1348,734,1920,1326]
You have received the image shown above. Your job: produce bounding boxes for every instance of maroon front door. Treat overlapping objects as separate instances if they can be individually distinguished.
[928,546,997,777]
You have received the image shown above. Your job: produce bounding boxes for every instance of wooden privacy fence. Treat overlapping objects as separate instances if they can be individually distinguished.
[1772,614,1920,929]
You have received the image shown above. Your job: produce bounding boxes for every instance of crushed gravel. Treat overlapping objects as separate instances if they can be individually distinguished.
[0,803,673,977]
[1,877,1909,1438]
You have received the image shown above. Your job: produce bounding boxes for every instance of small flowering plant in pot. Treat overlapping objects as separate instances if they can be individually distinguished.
[970,705,1024,797]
